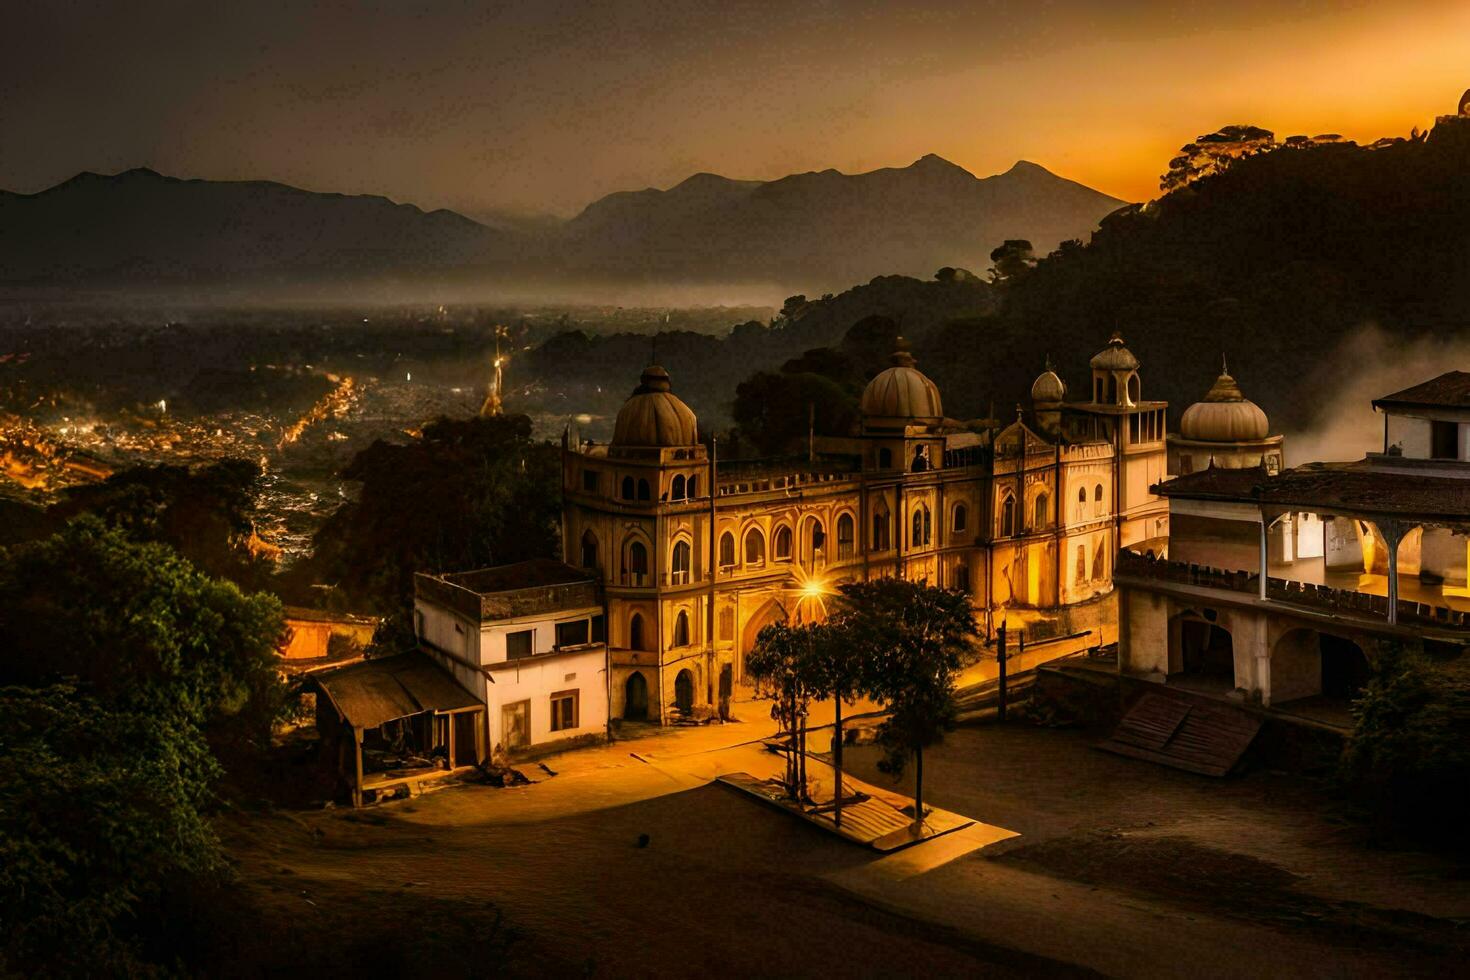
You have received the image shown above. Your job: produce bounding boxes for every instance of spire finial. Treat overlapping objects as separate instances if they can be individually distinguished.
[1221,352,1228,375]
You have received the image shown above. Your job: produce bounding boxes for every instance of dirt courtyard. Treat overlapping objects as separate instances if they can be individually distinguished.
[215,718,1470,978]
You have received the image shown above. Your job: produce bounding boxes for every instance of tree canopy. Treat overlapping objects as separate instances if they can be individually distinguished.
[296,414,561,617]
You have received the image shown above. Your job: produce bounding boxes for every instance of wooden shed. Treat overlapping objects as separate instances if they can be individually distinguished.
[309,653,486,806]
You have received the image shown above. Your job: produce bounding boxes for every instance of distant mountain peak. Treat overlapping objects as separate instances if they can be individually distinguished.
[908,153,974,177]
[1003,160,1053,177]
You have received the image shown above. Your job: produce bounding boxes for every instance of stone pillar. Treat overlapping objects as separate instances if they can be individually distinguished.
[1384,519,1401,626]
[1258,511,1269,601]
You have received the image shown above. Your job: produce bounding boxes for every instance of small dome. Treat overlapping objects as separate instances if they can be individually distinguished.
[1459,88,1470,116]
[611,365,699,447]
[1180,371,1269,442]
[860,342,943,420]
[1031,368,1065,404]
[1090,331,1140,372]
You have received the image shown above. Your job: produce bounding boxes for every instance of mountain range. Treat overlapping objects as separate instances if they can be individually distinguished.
[0,156,1124,292]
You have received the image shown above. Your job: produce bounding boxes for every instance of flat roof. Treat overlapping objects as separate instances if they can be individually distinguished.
[440,558,593,596]
[1373,372,1470,412]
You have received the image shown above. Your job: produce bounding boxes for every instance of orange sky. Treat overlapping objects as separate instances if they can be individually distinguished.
[4,1,1468,215]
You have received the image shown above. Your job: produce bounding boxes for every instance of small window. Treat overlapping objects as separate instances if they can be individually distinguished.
[580,529,598,570]
[836,513,855,560]
[744,528,766,565]
[719,531,736,567]
[872,511,890,551]
[673,610,691,647]
[555,619,589,648]
[671,474,686,500]
[1000,495,1015,536]
[687,476,698,498]
[952,503,968,534]
[672,540,691,584]
[774,526,793,560]
[549,690,579,732]
[637,478,651,501]
[627,540,649,581]
[1094,484,1104,503]
[1431,420,1460,460]
[629,613,645,650]
[582,469,599,493]
[506,629,534,660]
[1033,493,1049,530]
[621,476,635,500]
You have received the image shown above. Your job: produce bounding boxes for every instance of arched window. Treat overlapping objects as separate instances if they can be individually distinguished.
[630,612,646,650]
[744,527,765,565]
[673,610,691,647]
[1033,493,1049,530]
[687,475,698,498]
[952,503,968,534]
[1094,483,1104,505]
[774,525,793,561]
[836,513,855,560]
[878,447,892,469]
[807,519,825,561]
[1076,545,1088,583]
[872,502,890,551]
[912,507,926,547]
[923,506,932,544]
[719,531,735,567]
[621,476,635,500]
[580,529,599,570]
[671,540,691,584]
[1077,487,1087,521]
[911,446,928,473]
[1000,494,1015,537]
[1127,374,1140,405]
[637,478,651,501]
[671,475,686,500]
[626,539,649,585]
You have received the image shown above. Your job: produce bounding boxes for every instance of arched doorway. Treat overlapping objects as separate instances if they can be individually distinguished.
[1180,619,1234,681]
[624,671,648,720]
[740,598,786,679]
[674,669,695,715]
[1271,629,1370,705]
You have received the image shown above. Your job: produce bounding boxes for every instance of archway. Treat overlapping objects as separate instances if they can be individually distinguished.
[1179,618,1234,682]
[1272,628,1370,704]
[674,669,695,715]
[624,671,649,720]
[739,598,786,681]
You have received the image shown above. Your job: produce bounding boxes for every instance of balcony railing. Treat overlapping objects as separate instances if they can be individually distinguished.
[1116,551,1470,631]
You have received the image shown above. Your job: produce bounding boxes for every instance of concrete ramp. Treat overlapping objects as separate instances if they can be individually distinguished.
[1099,690,1262,777]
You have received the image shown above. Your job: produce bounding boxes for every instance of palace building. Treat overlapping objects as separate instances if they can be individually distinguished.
[559,333,1170,725]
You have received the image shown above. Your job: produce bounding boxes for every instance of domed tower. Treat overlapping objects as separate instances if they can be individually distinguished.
[1030,359,1066,436]
[1089,332,1141,407]
[611,365,699,450]
[1168,361,1284,475]
[860,339,946,472]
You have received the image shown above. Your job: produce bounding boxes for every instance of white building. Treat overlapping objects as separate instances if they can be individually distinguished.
[414,559,610,759]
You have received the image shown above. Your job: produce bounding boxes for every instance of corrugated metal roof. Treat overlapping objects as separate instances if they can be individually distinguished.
[311,652,481,729]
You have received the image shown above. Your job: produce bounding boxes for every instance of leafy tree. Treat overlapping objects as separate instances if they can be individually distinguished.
[0,518,287,746]
[0,685,223,974]
[835,579,978,830]
[1340,644,1470,845]
[297,414,560,617]
[732,370,858,457]
[1160,124,1277,193]
[800,616,872,827]
[747,621,823,801]
[988,239,1036,283]
[48,459,275,589]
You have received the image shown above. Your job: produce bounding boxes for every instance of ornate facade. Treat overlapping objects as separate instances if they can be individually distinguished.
[563,335,1169,723]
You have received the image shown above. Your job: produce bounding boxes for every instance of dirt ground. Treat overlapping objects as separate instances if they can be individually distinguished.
[214,709,1470,979]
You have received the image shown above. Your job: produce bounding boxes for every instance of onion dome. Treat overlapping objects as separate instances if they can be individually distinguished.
[860,340,943,420]
[611,365,699,447]
[1090,331,1140,372]
[1031,363,1066,404]
[1180,369,1269,442]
